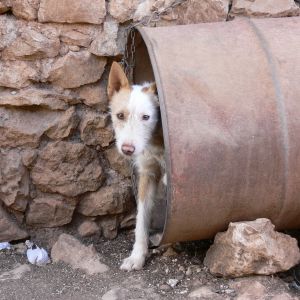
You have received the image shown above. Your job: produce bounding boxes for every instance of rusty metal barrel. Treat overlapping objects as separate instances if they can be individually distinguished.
[130,17,300,245]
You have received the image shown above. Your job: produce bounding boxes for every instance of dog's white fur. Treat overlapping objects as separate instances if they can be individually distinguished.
[108,62,165,271]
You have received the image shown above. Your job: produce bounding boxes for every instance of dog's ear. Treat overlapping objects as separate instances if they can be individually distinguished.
[107,62,130,100]
[142,82,157,94]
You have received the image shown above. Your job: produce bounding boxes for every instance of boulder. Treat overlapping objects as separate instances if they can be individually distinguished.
[79,111,114,147]
[0,150,29,211]
[0,0,11,14]
[77,181,133,216]
[229,276,299,300]
[0,87,70,110]
[45,106,79,139]
[38,0,106,24]
[189,286,228,299]
[76,81,108,110]
[0,204,28,242]
[0,15,19,51]
[51,233,109,274]
[230,0,300,17]
[99,216,119,240]
[109,0,140,23]
[46,51,106,88]
[0,107,73,148]
[134,0,230,24]
[11,0,39,20]
[78,220,100,237]
[21,149,37,167]
[26,193,77,227]
[204,218,300,277]
[2,27,60,60]
[31,141,104,197]
[231,279,267,300]
[60,30,92,47]
[89,19,122,56]
[0,60,38,89]
[173,0,229,24]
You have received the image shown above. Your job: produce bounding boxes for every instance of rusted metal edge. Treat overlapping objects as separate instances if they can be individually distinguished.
[136,27,171,246]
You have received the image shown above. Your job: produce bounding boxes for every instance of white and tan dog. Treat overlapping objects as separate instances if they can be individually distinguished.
[107,62,165,271]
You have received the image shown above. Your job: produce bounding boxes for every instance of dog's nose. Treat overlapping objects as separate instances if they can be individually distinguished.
[121,144,135,156]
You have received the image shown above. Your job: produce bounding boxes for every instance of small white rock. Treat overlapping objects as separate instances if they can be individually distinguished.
[0,242,11,250]
[186,266,192,276]
[167,279,179,288]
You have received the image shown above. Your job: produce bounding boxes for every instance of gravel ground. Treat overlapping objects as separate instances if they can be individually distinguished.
[0,227,300,300]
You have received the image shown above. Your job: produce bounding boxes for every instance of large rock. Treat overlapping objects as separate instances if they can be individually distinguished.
[89,19,122,56]
[0,15,19,51]
[133,0,230,24]
[78,220,100,237]
[0,107,74,148]
[109,0,140,23]
[76,81,108,110]
[26,193,77,227]
[174,0,229,24]
[0,0,11,14]
[46,51,106,88]
[2,27,60,60]
[45,106,79,139]
[0,87,71,110]
[230,0,300,17]
[11,0,39,20]
[0,150,29,211]
[0,204,28,242]
[99,216,119,240]
[60,30,92,47]
[77,181,133,216]
[79,111,114,147]
[31,141,104,197]
[204,218,300,277]
[51,233,109,274]
[38,0,106,24]
[189,286,227,299]
[0,61,38,89]
[229,278,268,300]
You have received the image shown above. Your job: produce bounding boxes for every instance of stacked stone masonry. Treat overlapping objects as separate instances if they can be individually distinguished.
[0,0,299,242]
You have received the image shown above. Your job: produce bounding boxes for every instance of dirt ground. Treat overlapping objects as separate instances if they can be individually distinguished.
[1,227,300,300]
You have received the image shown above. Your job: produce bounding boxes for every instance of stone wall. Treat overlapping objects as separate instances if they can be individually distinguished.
[1,0,299,242]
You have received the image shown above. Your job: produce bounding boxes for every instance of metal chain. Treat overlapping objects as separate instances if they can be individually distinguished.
[120,0,187,82]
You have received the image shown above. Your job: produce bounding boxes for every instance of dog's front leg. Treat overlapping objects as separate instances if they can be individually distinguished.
[120,173,156,271]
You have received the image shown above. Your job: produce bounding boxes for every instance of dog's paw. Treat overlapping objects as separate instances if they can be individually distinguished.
[120,255,145,271]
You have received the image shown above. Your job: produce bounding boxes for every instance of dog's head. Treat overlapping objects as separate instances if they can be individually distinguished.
[107,62,159,157]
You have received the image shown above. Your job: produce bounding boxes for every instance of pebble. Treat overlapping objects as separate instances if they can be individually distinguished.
[179,266,185,272]
[160,284,171,291]
[152,249,160,255]
[167,279,179,288]
[186,267,192,276]
[163,247,178,257]
[224,288,235,294]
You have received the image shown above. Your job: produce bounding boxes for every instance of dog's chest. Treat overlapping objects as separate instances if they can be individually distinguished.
[135,146,165,174]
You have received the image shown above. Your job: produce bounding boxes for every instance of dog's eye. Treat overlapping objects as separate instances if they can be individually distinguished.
[142,115,150,121]
[117,113,124,120]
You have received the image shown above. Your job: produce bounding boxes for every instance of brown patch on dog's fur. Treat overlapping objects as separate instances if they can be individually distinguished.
[138,165,161,201]
[141,83,157,94]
